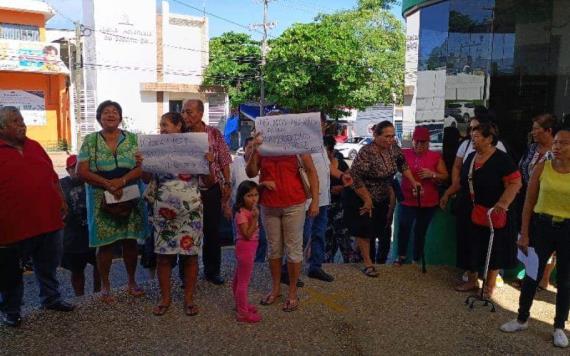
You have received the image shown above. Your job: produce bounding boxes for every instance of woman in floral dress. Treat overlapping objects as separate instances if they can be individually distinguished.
[141,112,215,317]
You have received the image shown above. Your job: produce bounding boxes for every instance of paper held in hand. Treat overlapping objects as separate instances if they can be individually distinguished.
[138,133,209,175]
[255,112,323,156]
[104,185,141,204]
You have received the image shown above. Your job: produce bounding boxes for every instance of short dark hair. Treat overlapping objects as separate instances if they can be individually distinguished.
[96,100,122,123]
[472,121,499,146]
[323,135,336,152]
[243,136,254,149]
[533,113,560,135]
[373,120,394,136]
[161,112,187,132]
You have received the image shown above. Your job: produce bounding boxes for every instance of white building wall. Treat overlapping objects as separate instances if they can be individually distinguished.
[403,10,420,138]
[83,0,157,134]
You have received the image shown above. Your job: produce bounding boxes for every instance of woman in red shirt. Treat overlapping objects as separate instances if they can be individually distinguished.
[246,133,319,312]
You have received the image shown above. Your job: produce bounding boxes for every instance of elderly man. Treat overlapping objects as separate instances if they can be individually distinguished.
[182,99,232,285]
[0,107,74,327]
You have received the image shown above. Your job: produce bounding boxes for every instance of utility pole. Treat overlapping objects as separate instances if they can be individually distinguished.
[73,21,83,150]
[251,0,275,116]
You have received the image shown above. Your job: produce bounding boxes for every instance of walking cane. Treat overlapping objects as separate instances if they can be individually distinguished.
[416,187,427,274]
[465,208,497,312]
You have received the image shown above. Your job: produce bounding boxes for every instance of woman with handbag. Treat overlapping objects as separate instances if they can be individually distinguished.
[246,132,319,312]
[77,100,146,304]
[440,122,522,297]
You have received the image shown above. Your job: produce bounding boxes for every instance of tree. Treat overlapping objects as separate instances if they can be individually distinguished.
[264,5,405,117]
[203,32,261,108]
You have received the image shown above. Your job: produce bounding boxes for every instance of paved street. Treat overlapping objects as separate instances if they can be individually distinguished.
[0,248,567,355]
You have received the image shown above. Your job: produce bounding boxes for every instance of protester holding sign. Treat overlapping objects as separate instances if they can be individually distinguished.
[500,127,570,348]
[182,99,232,285]
[246,115,319,312]
[140,112,215,317]
[77,100,146,304]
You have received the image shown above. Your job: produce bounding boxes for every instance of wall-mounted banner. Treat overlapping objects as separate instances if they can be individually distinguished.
[255,112,323,156]
[0,90,46,126]
[0,40,69,74]
[138,133,209,175]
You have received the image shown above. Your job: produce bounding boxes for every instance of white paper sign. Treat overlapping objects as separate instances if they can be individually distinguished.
[255,113,323,156]
[0,90,46,126]
[138,133,209,175]
[517,247,539,281]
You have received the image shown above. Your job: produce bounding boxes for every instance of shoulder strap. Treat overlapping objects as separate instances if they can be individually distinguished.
[467,154,476,204]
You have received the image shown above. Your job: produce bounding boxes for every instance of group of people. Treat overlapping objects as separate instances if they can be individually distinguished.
[1,102,569,349]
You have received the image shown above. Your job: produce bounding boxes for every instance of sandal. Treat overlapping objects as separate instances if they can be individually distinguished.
[454,282,479,293]
[393,257,405,267]
[152,304,170,316]
[183,303,199,316]
[127,286,145,297]
[282,297,299,312]
[99,291,117,305]
[362,266,379,278]
[260,293,281,306]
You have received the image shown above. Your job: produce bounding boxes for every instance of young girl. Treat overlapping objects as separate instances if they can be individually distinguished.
[232,181,262,323]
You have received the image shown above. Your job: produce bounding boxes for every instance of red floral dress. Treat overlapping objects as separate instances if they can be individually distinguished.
[150,173,203,256]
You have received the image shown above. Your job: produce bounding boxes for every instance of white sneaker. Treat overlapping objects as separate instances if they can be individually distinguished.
[500,319,528,333]
[496,275,504,288]
[553,329,569,348]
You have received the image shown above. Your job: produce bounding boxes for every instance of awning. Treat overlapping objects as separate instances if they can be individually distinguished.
[239,103,283,121]
[223,114,239,146]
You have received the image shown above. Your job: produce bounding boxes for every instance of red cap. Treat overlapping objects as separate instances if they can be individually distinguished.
[66,154,78,169]
[413,127,430,141]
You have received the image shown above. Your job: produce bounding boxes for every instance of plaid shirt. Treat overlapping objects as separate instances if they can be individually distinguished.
[203,124,232,187]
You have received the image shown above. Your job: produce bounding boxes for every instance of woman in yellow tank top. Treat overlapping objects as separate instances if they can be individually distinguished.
[500,128,570,348]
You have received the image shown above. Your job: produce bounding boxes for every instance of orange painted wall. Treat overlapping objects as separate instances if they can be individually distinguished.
[0,71,70,147]
[0,9,47,40]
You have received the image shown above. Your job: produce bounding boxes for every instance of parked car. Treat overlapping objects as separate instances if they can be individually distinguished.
[336,136,373,159]
[446,101,475,123]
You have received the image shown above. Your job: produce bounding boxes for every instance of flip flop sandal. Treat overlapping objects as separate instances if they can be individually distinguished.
[362,266,379,278]
[454,283,479,293]
[99,292,117,305]
[183,303,199,316]
[260,293,281,306]
[393,258,404,267]
[152,304,170,316]
[282,298,299,312]
[127,286,145,297]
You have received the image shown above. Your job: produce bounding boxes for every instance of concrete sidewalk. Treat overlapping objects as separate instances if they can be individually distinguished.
[0,248,567,355]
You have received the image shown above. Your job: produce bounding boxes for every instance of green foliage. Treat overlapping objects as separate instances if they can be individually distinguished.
[204,32,262,108]
[265,6,405,117]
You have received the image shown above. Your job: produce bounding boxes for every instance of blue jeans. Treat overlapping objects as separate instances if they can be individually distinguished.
[0,230,64,314]
[397,205,436,261]
[303,205,329,271]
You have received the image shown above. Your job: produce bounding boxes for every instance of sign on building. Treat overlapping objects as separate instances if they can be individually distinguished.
[0,90,46,126]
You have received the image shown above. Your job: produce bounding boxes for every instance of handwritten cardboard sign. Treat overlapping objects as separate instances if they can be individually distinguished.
[255,113,323,156]
[138,133,209,175]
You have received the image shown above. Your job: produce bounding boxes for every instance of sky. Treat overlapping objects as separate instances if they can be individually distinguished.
[45,0,403,40]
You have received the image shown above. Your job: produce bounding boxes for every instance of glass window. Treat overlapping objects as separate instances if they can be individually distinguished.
[0,23,40,41]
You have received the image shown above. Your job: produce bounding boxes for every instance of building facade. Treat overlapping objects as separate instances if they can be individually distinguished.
[81,0,227,137]
[402,0,570,156]
[0,0,71,149]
